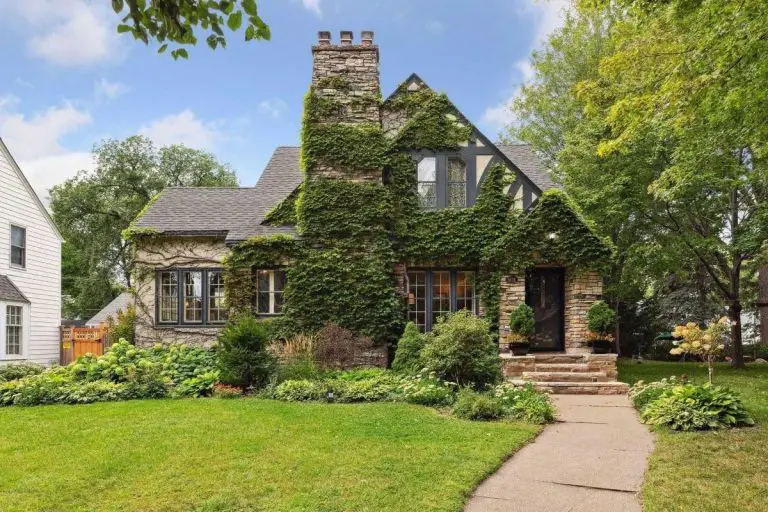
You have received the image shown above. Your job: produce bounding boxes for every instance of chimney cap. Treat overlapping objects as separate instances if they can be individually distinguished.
[318,31,331,45]
[340,30,353,45]
[361,31,374,45]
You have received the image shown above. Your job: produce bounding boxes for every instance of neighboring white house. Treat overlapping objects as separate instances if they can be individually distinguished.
[0,138,62,365]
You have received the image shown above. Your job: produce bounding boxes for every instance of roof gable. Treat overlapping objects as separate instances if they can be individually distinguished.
[0,275,30,303]
[0,138,64,241]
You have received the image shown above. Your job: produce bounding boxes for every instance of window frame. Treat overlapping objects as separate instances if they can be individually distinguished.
[154,268,227,327]
[0,301,28,360]
[407,269,478,332]
[413,152,471,209]
[9,224,26,269]
[254,269,287,316]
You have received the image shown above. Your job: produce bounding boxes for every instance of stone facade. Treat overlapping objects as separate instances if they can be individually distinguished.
[497,269,603,353]
[564,270,602,353]
[133,236,230,348]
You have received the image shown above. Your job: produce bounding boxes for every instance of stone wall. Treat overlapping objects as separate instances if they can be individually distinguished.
[498,273,526,351]
[133,236,230,348]
[564,270,602,353]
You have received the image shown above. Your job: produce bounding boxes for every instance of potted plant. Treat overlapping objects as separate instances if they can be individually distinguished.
[508,303,534,356]
[587,301,616,354]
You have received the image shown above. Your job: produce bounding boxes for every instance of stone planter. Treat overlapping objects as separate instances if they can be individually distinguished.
[509,341,531,356]
[591,339,612,354]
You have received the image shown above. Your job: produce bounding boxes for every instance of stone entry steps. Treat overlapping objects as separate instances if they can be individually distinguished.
[500,353,629,395]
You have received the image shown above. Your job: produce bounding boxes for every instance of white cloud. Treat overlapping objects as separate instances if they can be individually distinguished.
[481,0,571,133]
[426,21,446,35]
[0,96,94,199]
[0,0,124,66]
[139,110,225,149]
[257,98,287,119]
[94,78,130,101]
[302,0,322,17]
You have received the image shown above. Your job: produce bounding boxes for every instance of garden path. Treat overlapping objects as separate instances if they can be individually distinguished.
[465,395,654,512]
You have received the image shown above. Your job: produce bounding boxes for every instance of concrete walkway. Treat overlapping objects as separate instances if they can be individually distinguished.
[465,395,654,512]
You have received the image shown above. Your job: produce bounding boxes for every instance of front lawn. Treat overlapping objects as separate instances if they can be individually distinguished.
[0,399,538,512]
[618,359,768,512]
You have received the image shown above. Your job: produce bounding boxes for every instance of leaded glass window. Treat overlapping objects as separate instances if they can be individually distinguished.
[417,157,437,208]
[447,158,467,207]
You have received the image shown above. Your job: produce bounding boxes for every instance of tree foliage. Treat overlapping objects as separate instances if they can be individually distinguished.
[51,136,238,319]
[113,0,270,59]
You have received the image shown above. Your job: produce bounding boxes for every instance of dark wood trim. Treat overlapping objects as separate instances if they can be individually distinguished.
[154,268,227,327]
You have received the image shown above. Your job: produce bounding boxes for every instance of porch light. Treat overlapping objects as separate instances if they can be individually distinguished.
[327,391,334,402]
[548,232,558,240]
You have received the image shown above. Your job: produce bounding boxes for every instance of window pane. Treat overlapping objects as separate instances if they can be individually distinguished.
[10,246,24,267]
[407,271,427,332]
[456,271,476,313]
[432,271,451,326]
[183,271,202,323]
[417,183,437,208]
[159,271,178,323]
[273,292,284,314]
[6,305,22,355]
[447,183,466,208]
[447,158,466,182]
[273,271,287,293]
[208,271,227,323]
[10,226,25,248]
[417,157,436,181]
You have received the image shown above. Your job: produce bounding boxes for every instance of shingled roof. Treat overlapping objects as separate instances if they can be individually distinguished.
[497,144,556,191]
[0,275,29,303]
[132,147,302,243]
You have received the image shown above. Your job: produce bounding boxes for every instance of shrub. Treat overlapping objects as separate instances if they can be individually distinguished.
[271,333,321,383]
[324,368,388,381]
[327,377,398,403]
[508,304,534,339]
[396,374,455,406]
[0,368,72,406]
[587,301,616,337]
[391,322,426,374]
[628,376,680,412]
[641,384,755,431]
[451,389,504,421]
[0,362,45,382]
[174,371,220,397]
[107,304,136,344]
[63,380,127,404]
[669,318,728,384]
[217,315,277,391]
[154,343,217,386]
[492,383,555,423]
[271,379,326,401]
[420,311,501,387]
[313,324,377,370]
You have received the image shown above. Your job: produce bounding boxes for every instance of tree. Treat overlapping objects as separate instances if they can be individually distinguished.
[112,0,270,59]
[51,136,238,319]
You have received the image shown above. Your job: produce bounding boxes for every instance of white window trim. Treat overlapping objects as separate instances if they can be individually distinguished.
[0,301,30,361]
[256,270,285,315]
[9,223,27,270]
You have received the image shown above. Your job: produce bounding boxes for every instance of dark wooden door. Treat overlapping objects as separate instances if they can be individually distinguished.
[526,268,565,351]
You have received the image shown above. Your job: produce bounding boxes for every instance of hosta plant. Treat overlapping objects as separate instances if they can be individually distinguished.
[641,384,754,431]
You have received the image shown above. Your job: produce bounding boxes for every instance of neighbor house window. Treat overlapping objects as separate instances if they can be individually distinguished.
[5,305,23,355]
[415,155,468,209]
[407,270,477,331]
[155,269,225,326]
[10,225,25,268]
[255,270,286,315]
[417,157,437,208]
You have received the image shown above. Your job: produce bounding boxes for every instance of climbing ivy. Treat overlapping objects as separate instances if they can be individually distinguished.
[263,187,299,226]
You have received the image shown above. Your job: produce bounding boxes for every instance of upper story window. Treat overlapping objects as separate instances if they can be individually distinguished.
[255,270,287,315]
[415,155,467,209]
[10,225,26,268]
[156,269,227,326]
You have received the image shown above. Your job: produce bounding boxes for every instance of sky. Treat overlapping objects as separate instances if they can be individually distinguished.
[0,0,570,199]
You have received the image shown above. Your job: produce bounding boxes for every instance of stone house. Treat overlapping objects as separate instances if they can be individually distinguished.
[129,31,625,393]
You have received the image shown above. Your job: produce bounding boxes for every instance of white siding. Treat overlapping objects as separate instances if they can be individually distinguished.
[0,141,62,365]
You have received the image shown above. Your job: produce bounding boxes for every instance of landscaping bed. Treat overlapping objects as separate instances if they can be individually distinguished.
[0,398,539,512]
[618,359,768,512]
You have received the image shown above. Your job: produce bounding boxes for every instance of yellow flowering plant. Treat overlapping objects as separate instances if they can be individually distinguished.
[670,317,729,384]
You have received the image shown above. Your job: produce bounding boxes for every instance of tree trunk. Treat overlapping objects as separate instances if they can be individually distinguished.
[759,266,768,346]
[729,301,745,369]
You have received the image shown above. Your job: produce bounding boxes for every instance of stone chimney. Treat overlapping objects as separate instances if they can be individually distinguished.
[311,30,380,125]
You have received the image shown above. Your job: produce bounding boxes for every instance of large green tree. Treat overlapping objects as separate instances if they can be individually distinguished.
[113,0,270,59]
[51,136,238,319]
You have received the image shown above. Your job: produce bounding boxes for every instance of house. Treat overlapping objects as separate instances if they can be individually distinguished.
[86,291,133,327]
[0,139,63,365]
[128,31,625,392]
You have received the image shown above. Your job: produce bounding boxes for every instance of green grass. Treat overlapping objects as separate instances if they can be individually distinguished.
[0,399,538,512]
[618,359,768,512]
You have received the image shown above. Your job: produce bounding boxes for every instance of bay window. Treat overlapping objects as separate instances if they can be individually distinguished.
[156,269,227,326]
[407,270,477,331]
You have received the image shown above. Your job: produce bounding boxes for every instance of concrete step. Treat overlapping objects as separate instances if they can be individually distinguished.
[523,371,612,383]
[533,363,592,373]
[509,380,630,395]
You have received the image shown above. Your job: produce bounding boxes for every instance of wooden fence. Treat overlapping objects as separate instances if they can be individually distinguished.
[60,325,111,365]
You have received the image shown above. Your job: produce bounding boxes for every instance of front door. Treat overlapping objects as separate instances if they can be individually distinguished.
[525,268,565,351]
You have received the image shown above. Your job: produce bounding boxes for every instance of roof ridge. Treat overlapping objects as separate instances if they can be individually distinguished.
[164,186,256,190]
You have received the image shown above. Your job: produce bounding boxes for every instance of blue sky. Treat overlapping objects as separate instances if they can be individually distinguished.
[0,0,568,198]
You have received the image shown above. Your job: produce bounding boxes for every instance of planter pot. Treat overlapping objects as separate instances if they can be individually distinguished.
[591,339,611,354]
[509,342,531,356]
